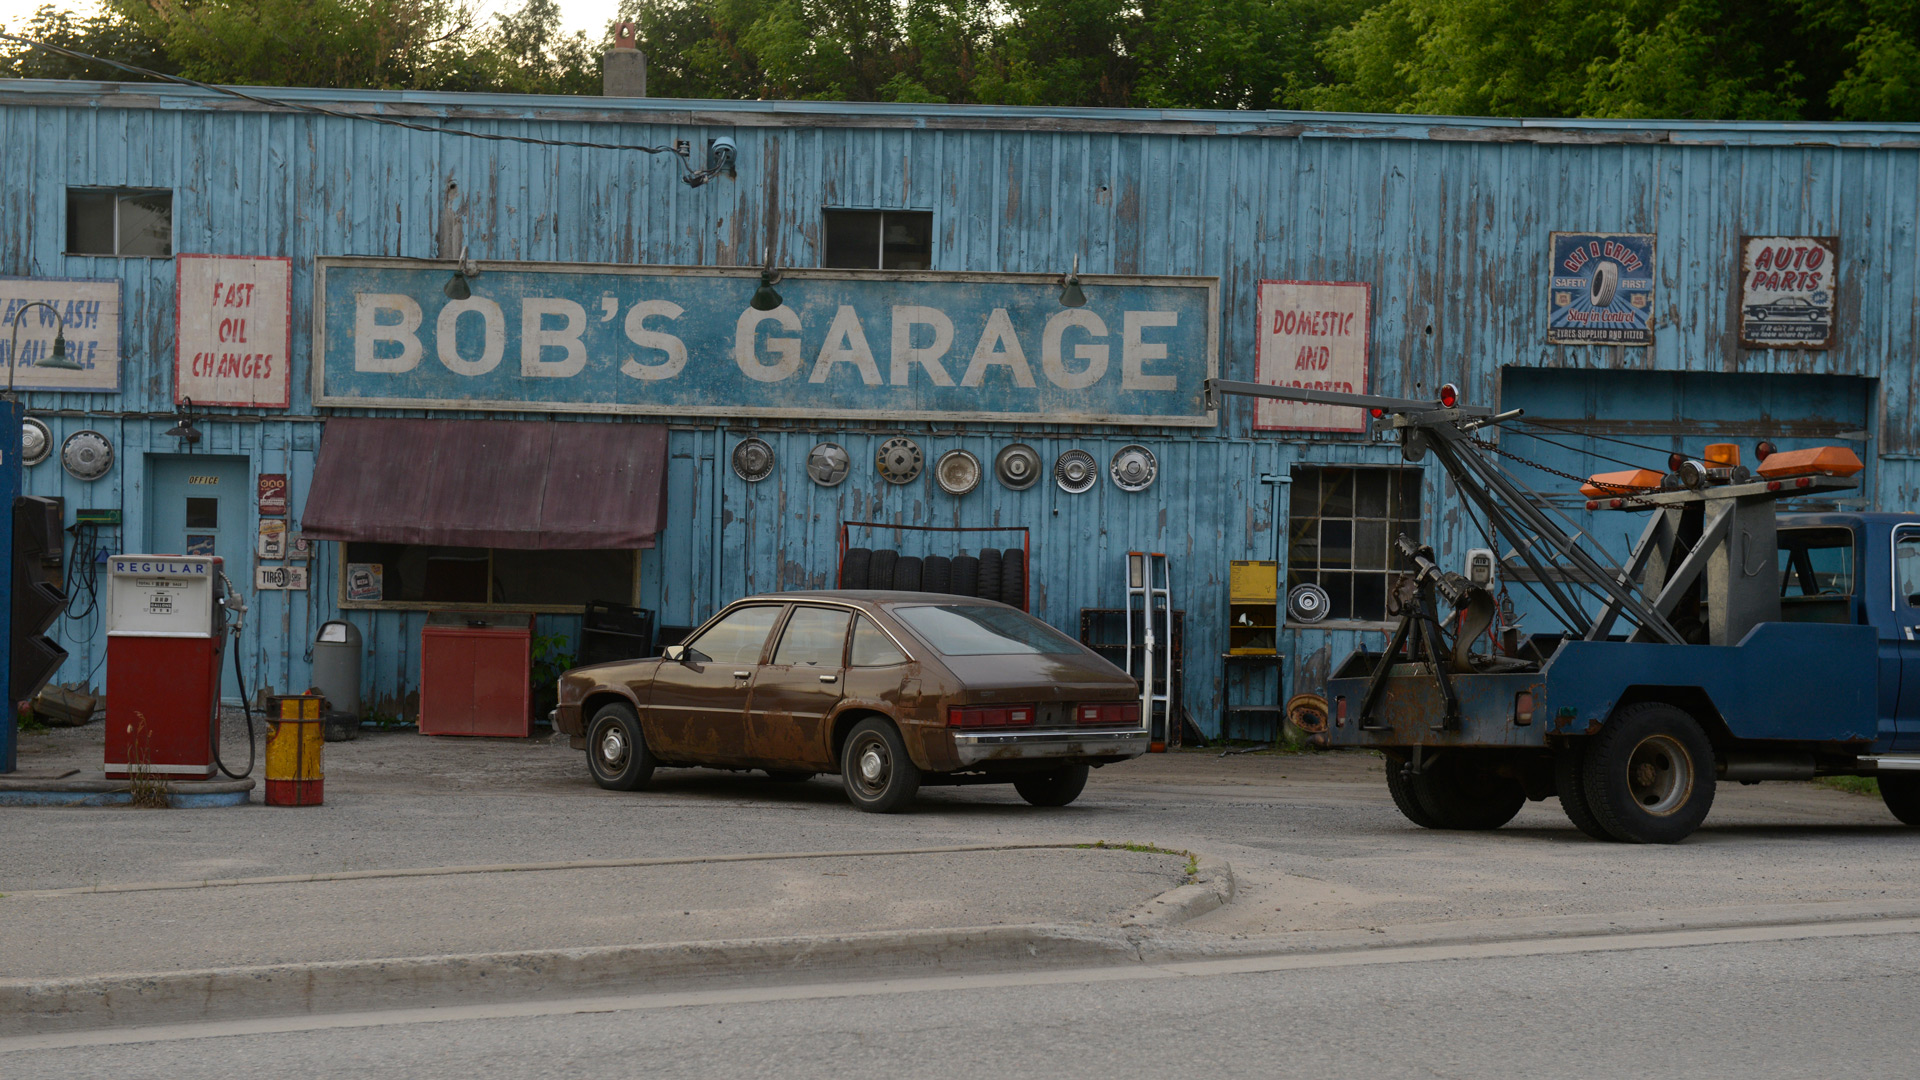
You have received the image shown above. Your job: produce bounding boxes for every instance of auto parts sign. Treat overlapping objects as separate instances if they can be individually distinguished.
[1548,232,1654,346]
[1739,236,1837,350]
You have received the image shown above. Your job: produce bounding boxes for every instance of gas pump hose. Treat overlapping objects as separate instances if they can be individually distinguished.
[212,640,257,780]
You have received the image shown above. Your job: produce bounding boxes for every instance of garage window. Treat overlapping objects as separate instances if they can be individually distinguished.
[1288,466,1422,624]
[67,188,173,257]
[823,209,933,269]
[340,542,636,611]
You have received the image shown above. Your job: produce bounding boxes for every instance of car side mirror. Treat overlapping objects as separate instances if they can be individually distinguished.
[662,644,687,662]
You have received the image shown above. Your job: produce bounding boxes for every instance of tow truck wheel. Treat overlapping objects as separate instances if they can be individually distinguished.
[1413,752,1526,829]
[1554,742,1618,841]
[586,702,655,792]
[1383,752,1443,828]
[1581,702,1716,843]
[1879,773,1920,826]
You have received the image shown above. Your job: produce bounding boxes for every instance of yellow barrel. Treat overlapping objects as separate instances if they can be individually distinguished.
[265,694,326,806]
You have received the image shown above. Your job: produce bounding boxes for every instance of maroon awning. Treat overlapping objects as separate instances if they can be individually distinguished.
[301,418,670,550]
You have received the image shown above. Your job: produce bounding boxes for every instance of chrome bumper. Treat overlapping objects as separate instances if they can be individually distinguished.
[951,729,1150,766]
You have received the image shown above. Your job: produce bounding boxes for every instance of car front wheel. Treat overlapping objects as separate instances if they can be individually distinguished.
[586,702,655,791]
[841,719,920,813]
[1013,764,1090,807]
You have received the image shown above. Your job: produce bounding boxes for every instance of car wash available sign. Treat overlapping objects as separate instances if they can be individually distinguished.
[176,254,292,407]
[1548,233,1655,346]
[0,277,121,392]
[314,259,1218,425]
[1252,280,1370,432]
[1739,236,1837,350]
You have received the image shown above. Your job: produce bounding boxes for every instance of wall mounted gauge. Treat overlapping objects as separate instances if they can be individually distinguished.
[61,429,114,481]
[731,437,775,482]
[934,449,981,495]
[21,417,51,467]
[1109,445,1158,492]
[805,442,850,487]
[1054,449,1098,493]
[994,443,1042,490]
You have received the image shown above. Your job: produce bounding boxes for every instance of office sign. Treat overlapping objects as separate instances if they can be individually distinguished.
[1548,232,1655,346]
[176,254,293,407]
[1252,280,1371,432]
[0,277,121,392]
[315,259,1218,425]
[1739,236,1837,350]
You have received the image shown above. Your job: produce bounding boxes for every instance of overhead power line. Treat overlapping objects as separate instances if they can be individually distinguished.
[0,30,726,186]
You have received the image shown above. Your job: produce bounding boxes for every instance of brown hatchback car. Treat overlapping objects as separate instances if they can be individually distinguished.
[553,591,1147,811]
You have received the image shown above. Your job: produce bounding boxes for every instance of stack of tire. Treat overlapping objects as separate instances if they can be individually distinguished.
[839,547,1027,610]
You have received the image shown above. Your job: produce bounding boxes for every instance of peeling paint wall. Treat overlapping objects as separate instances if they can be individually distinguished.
[6,82,1920,738]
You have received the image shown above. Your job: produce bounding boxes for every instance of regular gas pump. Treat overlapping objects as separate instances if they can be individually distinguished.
[104,554,252,780]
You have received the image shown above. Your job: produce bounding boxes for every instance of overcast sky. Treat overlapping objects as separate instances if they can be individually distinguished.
[0,1,615,46]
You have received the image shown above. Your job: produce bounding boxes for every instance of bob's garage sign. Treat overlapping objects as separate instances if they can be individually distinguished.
[1739,236,1837,350]
[1548,232,1655,346]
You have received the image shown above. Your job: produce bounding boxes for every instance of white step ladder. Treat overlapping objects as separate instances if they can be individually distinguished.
[1125,551,1175,751]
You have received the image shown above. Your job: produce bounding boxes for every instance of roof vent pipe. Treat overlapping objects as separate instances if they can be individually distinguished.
[604,20,647,97]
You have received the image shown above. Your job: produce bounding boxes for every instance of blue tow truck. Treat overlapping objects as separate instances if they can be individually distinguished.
[1208,378,1920,843]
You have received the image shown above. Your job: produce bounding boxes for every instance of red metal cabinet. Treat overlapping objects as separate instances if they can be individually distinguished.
[419,612,532,737]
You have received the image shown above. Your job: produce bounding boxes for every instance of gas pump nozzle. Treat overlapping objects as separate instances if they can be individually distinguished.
[217,571,248,635]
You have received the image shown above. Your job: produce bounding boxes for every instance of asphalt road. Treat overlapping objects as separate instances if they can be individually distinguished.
[9,923,1915,1078]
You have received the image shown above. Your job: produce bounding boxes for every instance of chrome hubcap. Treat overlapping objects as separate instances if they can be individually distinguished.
[859,746,887,784]
[598,727,628,770]
[1626,734,1691,815]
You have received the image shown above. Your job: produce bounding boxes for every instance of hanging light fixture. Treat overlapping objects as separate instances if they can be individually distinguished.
[444,244,480,300]
[6,301,82,399]
[165,397,202,449]
[750,247,784,311]
[1059,254,1087,308]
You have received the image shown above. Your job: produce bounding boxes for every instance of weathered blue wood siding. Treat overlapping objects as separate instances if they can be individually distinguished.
[5,80,1920,735]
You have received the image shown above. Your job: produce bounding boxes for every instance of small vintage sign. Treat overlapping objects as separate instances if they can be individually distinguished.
[257,518,287,559]
[175,254,292,407]
[257,473,288,516]
[1252,280,1371,432]
[1739,236,1837,349]
[287,531,312,560]
[346,562,383,602]
[256,564,309,591]
[185,534,216,556]
[1548,233,1655,346]
[0,277,122,392]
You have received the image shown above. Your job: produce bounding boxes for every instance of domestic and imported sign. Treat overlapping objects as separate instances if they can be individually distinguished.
[1252,280,1370,432]
[1739,236,1837,350]
[1548,233,1655,346]
[176,254,292,407]
[315,259,1218,425]
[0,277,121,391]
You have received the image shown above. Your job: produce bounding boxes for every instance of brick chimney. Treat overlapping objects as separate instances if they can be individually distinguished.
[603,20,647,97]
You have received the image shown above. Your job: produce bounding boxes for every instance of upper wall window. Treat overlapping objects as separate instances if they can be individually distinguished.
[67,188,173,257]
[822,209,932,270]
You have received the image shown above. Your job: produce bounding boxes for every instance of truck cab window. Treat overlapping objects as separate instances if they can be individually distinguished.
[1778,528,1855,598]
[1897,530,1920,607]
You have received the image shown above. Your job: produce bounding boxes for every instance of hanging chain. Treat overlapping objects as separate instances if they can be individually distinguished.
[1469,434,1660,508]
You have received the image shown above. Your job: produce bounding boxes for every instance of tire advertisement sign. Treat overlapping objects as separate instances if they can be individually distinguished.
[1739,236,1837,350]
[1548,232,1655,346]
[1252,280,1371,432]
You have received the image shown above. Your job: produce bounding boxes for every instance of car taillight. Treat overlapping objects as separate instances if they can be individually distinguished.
[948,704,1036,729]
[1076,702,1141,727]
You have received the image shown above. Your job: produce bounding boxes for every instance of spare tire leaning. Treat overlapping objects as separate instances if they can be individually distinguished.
[892,555,924,592]
[1000,547,1026,610]
[922,555,952,595]
[976,548,1003,602]
[840,547,872,589]
[868,549,898,592]
[950,555,980,598]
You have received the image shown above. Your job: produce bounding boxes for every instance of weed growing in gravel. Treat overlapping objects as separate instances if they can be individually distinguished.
[1816,775,1880,797]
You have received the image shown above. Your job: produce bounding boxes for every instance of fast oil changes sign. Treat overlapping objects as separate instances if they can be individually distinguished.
[315,260,1218,426]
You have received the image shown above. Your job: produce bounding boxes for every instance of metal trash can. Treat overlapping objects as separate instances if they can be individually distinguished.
[312,620,363,741]
[265,693,326,806]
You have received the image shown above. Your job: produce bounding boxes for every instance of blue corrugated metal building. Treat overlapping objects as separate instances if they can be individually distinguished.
[2,77,1916,738]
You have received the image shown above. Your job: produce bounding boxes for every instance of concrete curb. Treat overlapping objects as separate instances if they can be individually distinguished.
[0,778,253,808]
[1121,852,1235,927]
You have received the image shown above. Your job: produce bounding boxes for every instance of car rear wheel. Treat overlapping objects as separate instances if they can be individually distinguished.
[586,702,655,791]
[1880,773,1920,826]
[1580,702,1716,843]
[841,719,920,813]
[1013,764,1089,807]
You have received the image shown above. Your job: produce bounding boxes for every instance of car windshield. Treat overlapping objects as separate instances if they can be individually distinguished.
[891,604,1082,656]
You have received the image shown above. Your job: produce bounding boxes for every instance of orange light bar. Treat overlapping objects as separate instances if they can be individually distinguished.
[1755,446,1864,480]
[1703,443,1741,467]
[1580,468,1665,498]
